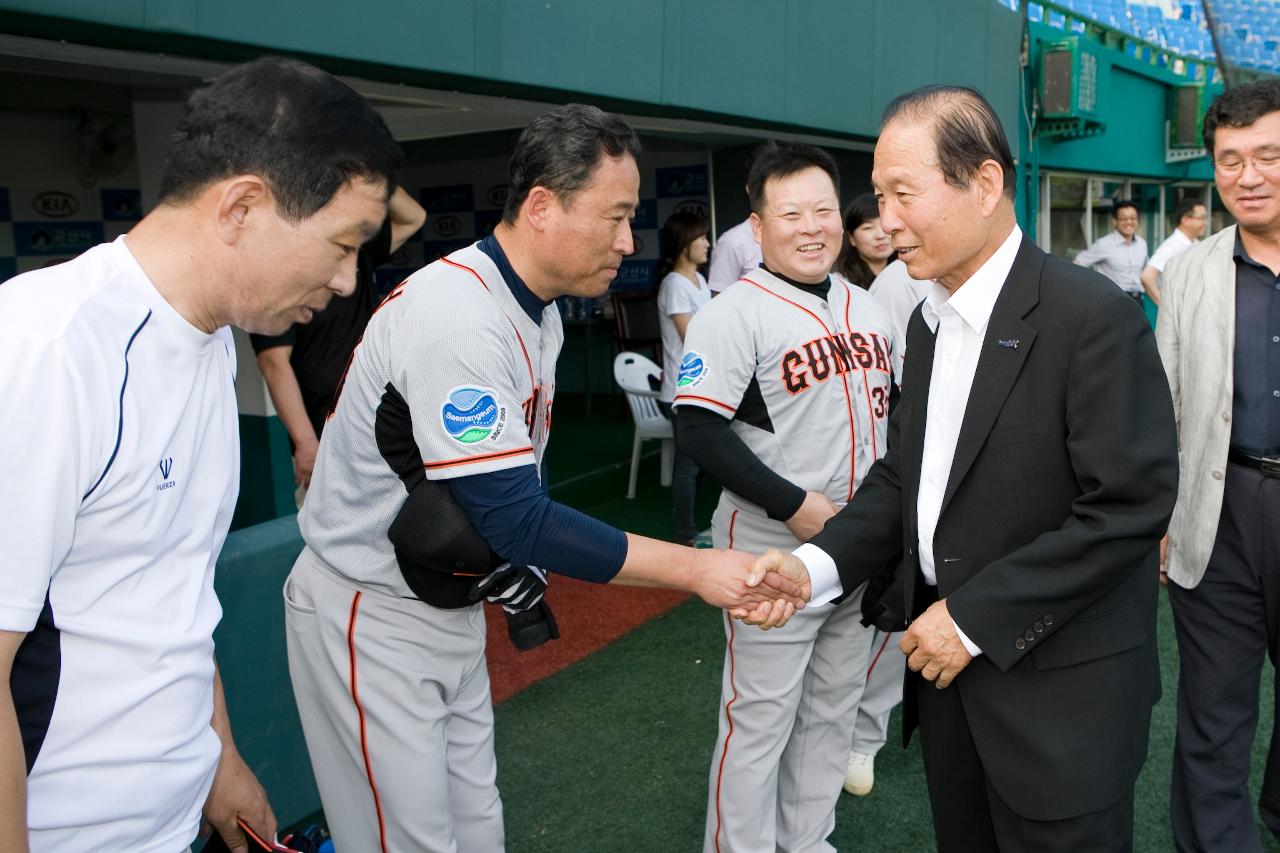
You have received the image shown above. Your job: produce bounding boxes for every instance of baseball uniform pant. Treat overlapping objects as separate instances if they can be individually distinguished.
[850,628,905,756]
[704,503,873,853]
[1169,462,1280,853]
[284,547,504,853]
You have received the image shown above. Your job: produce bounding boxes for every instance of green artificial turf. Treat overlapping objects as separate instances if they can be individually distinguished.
[494,588,1279,852]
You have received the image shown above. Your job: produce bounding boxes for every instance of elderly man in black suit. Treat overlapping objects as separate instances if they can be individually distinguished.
[741,85,1179,852]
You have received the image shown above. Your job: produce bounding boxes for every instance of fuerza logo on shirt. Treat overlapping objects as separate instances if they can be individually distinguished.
[677,351,708,389]
[156,457,177,492]
[442,386,506,444]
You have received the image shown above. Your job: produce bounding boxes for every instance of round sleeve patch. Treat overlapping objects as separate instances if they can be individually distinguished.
[677,351,708,389]
[442,386,507,444]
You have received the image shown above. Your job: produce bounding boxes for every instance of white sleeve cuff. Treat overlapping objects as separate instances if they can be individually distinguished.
[953,618,983,658]
[793,543,843,606]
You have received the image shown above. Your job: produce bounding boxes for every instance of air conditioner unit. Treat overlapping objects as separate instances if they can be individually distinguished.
[1168,84,1206,148]
[1038,37,1104,122]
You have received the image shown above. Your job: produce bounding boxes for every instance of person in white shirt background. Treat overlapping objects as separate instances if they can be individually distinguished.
[1140,198,1209,306]
[656,211,712,545]
[707,145,768,295]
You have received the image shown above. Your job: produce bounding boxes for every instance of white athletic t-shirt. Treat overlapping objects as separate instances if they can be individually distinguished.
[1147,228,1195,274]
[0,236,237,853]
[301,242,562,596]
[657,270,711,403]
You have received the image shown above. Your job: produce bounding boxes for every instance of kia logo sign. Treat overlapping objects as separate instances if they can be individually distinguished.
[33,191,79,219]
[675,200,708,220]
[486,185,509,207]
[433,215,461,238]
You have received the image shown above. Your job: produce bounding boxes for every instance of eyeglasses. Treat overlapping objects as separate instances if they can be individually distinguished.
[1214,154,1280,177]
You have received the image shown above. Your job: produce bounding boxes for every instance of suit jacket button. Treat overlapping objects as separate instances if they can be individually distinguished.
[1034,621,1044,632]
[1024,630,1035,641]
[1015,638,1026,650]
[1044,615,1054,626]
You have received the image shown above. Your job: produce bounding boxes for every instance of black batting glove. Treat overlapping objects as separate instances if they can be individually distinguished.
[469,563,548,614]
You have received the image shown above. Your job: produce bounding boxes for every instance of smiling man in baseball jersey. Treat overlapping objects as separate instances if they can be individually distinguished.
[675,141,896,853]
[283,104,805,853]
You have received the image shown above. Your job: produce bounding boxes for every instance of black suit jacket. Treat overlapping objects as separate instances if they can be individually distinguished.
[811,237,1178,821]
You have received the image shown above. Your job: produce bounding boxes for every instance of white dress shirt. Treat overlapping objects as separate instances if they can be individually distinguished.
[796,225,1025,657]
[1146,227,1195,274]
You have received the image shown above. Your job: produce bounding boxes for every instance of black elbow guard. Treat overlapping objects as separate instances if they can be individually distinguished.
[387,477,501,608]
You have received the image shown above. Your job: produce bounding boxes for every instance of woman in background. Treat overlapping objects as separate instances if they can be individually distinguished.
[656,211,711,546]
[834,192,895,288]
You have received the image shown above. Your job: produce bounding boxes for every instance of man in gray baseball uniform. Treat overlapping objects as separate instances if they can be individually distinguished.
[675,141,895,853]
[284,104,804,853]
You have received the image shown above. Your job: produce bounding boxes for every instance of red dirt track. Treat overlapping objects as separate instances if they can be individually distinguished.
[484,577,688,704]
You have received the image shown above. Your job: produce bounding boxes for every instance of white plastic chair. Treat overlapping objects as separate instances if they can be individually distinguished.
[613,351,675,499]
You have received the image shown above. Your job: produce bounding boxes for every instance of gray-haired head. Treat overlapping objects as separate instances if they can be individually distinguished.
[881,85,1016,201]
[502,104,642,225]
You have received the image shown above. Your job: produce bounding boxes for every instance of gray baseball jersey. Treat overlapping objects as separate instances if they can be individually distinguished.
[287,242,561,852]
[676,267,896,853]
[674,266,894,522]
[300,241,561,597]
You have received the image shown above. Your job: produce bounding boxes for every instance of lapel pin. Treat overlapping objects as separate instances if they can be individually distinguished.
[997,339,1020,350]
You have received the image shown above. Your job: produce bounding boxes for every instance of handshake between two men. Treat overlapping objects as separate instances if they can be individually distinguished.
[728,548,974,690]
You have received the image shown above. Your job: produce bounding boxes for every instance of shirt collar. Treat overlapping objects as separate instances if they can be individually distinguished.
[477,233,549,324]
[921,225,1022,335]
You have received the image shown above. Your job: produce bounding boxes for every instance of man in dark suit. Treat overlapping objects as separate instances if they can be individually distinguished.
[742,85,1179,852]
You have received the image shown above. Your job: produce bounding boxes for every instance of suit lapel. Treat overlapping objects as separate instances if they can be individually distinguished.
[938,239,1044,518]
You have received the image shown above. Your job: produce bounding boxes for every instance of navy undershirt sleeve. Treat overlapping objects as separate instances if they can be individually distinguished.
[447,465,628,583]
[675,407,806,521]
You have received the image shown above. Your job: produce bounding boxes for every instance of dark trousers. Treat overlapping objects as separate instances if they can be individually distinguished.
[658,402,700,543]
[910,578,1135,852]
[1169,462,1280,853]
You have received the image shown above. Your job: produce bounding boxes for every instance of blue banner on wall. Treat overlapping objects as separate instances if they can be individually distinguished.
[612,259,657,291]
[101,189,143,221]
[632,198,658,230]
[14,221,104,255]
[656,165,708,198]
[421,184,474,214]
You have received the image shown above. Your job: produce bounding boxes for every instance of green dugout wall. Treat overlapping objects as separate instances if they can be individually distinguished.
[0,0,1022,145]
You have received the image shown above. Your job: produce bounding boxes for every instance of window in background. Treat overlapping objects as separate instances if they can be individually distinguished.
[1046,173,1088,259]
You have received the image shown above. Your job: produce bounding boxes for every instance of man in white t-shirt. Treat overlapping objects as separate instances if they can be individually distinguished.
[708,146,768,294]
[707,217,762,293]
[1139,199,1208,305]
[0,56,402,853]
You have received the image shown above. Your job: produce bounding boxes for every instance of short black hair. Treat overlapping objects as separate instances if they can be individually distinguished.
[1112,199,1139,219]
[881,85,1017,201]
[1203,78,1280,154]
[158,56,402,222]
[746,142,840,214]
[502,104,642,225]
[1172,197,1204,225]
